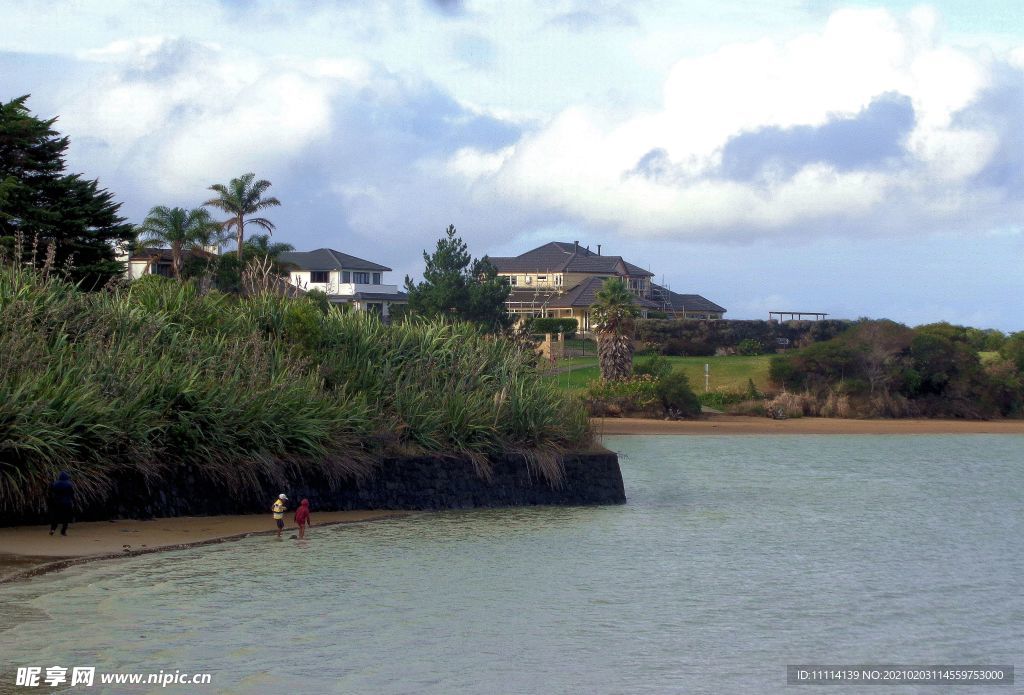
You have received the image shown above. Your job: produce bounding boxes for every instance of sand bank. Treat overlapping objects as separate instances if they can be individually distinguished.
[0,511,404,583]
[594,414,1024,436]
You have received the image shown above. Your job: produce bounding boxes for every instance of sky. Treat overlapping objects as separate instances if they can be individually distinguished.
[2,0,1022,330]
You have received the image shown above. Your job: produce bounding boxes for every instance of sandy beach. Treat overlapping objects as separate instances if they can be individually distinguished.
[0,511,404,583]
[594,414,1024,436]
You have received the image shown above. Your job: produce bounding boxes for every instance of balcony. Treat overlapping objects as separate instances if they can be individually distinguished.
[302,281,398,296]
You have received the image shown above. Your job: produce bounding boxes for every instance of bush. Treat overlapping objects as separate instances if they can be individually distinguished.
[737,338,762,356]
[585,375,660,416]
[585,364,701,419]
[656,370,701,418]
[634,355,672,380]
[528,317,578,338]
[0,264,591,515]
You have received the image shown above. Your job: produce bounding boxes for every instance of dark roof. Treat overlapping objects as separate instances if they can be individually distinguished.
[278,248,391,272]
[489,242,653,277]
[351,290,408,303]
[508,278,660,310]
[651,283,726,314]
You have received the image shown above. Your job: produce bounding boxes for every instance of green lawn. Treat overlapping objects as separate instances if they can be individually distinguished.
[544,354,773,393]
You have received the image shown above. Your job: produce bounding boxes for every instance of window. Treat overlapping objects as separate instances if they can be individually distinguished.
[525,275,532,284]
[555,275,563,286]
[341,271,351,283]
[310,270,330,284]
[354,272,370,284]
[508,275,517,286]
[537,275,547,282]
[372,272,381,285]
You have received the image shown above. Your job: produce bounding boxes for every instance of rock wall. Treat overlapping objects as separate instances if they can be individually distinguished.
[4,450,625,525]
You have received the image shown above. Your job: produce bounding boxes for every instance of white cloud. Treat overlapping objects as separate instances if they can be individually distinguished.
[449,7,1022,242]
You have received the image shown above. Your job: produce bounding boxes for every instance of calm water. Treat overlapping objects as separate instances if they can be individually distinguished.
[1,435,1022,694]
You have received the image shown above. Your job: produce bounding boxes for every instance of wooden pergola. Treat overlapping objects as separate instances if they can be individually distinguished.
[769,311,828,321]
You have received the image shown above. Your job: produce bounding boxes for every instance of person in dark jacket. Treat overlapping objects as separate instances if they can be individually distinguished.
[48,471,74,536]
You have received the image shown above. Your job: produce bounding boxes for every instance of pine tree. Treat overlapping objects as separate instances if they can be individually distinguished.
[404,224,511,331]
[0,95,134,287]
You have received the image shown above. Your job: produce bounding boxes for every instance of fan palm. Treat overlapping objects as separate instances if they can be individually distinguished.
[135,206,223,279]
[590,278,640,381]
[204,172,281,261]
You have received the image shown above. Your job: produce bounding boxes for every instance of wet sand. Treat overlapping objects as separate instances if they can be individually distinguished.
[0,511,404,583]
[594,414,1024,436]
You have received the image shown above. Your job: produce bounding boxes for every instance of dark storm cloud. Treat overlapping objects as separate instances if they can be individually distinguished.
[955,63,1024,191]
[718,92,916,180]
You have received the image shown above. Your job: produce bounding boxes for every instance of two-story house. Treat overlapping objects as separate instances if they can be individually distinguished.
[488,241,725,332]
[488,241,660,332]
[278,248,407,319]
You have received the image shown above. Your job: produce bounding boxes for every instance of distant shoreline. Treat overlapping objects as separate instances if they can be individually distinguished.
[594,414,1024,436]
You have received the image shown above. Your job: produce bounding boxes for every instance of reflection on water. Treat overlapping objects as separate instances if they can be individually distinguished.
[1,435,1022,694]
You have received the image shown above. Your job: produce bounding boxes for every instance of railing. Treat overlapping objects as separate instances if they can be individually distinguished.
[300,281,398,296]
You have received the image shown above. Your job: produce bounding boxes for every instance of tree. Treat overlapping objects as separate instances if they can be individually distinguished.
[135,206,223,279]
[403,224,511,331]
[0,95,134,286]
[204,172,281,261]
[243,233,294,261]
[590,278,639,381]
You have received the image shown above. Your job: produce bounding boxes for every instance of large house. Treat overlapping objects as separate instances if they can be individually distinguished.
[278,248,407,319]
[488,241,725,332]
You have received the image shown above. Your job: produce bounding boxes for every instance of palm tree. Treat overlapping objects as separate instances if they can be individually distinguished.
[243,234,294,260]
[135,206,223,279]
[590,278,640,381]
[204,173,281,261]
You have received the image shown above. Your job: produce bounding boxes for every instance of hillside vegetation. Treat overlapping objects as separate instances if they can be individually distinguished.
[0,265,589,515]
[769,320,1024,418]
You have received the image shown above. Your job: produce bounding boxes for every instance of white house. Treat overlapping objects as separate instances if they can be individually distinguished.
[278,248,407,319]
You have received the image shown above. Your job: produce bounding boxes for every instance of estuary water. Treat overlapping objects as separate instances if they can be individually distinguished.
[1,435,1022,694]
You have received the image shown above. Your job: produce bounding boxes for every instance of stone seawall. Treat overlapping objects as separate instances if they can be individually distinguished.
[2,450,625,525]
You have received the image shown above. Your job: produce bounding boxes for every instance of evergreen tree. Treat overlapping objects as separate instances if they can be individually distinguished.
[0,95,134,286]
[404,224,511,331]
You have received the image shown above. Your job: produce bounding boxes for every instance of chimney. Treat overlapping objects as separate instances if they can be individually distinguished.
[597,244,602,256]
[574,240,579,253]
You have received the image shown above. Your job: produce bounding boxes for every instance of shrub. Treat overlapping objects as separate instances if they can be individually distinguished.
[0,264,591,516]
[737,338,762,356]
[585,375,659,416]
[634,355,672,380]
[528,317,578,338]
[656,370,702,418]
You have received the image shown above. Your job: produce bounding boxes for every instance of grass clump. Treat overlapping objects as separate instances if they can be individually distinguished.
[0,266,590,515]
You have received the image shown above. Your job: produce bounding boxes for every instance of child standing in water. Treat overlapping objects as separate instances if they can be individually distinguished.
[271,494,288,538]
[294,499,312,539]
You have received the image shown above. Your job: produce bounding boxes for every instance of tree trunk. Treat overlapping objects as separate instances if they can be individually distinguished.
[172,242,182,279]
[598,331,633,381]
[236,215,245,261]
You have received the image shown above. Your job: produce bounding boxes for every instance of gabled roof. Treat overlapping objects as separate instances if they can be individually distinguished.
[489,242,653,277]
[651,283,726,314]
[278,248,391,272]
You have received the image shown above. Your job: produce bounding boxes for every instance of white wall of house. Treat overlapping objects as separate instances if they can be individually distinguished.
[288,270,397,297]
